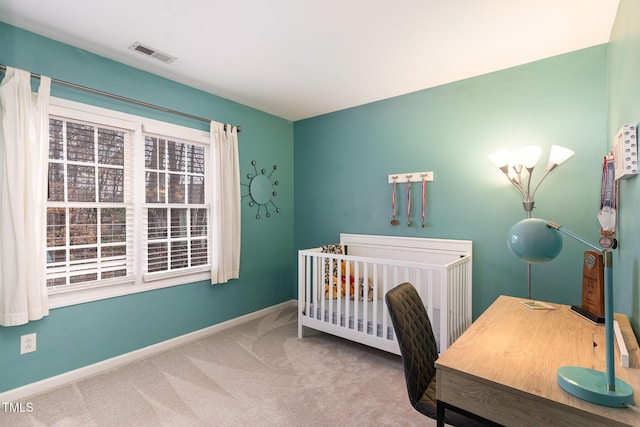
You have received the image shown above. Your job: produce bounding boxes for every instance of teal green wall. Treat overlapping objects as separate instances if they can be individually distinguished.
[0,23,295,393]
[608,0,640,334]
[5,4,640,394]
[294,46,609,319]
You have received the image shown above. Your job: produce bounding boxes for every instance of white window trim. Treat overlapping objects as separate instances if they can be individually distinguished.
[47,97,212,309]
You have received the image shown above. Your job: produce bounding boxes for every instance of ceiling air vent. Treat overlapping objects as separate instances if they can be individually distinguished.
[128,42,177,64]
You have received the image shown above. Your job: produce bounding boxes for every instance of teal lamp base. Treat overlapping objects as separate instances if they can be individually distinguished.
[557,366,634,407]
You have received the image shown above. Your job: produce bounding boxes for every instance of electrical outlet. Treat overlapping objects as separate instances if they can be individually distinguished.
[20,333,36,354]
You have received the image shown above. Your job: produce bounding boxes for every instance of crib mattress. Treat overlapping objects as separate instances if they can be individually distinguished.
[307,299,441,348]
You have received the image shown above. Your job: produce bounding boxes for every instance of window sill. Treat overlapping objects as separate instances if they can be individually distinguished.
[47,270,212,309]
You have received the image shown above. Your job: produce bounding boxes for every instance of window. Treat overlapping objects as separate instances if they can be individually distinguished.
[143,135,209,276]
[46,98,212,307]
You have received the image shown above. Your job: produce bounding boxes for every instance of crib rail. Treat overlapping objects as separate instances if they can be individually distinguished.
[297,248,472,355]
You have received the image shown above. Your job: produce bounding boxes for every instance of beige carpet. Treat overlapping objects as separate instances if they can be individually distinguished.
[1,305,432,426]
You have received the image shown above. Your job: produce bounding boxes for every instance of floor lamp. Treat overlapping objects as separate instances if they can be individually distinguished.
[488,145,574,298]
[507,218,634,407]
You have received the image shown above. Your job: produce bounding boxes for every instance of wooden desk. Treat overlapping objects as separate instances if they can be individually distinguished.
[435,295,640,427]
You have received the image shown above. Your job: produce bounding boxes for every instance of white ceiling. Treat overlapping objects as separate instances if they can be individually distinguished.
[0,0,620,121]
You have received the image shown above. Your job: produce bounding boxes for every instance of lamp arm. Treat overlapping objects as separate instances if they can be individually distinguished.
[531,161,567,201]
[530,168,552,201]
[509,179,527,198]
[546,222,602,252]
[498,166,527,198]
[510,167,526,193]
[524,167,535,201]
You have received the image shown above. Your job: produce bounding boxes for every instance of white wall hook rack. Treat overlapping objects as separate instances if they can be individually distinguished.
[388,171,433,183]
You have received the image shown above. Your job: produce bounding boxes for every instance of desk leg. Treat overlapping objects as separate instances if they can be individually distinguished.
[436,400,445,427]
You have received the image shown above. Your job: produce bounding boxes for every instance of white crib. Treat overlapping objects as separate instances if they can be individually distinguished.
[297,234,472,355]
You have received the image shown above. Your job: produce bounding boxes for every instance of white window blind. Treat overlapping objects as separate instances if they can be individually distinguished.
[46,116,134,291]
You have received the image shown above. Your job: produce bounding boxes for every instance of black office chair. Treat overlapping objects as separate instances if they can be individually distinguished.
[385,283,489,427]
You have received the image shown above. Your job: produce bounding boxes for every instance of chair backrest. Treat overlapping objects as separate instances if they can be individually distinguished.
[385,282,439,409]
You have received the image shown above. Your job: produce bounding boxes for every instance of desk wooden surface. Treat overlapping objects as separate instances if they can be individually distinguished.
[435,295,640,427]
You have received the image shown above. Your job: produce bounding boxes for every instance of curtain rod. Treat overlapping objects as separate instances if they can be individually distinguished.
[0,64,241,132]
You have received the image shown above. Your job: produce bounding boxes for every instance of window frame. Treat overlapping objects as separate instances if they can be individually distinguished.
[47,97,212,309]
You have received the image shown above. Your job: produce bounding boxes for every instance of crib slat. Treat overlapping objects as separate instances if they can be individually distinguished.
[323,256,329,321]
[307,253,313,315]
[379,263,387,339]
[344,259,349,329]
[298,251,306,338]
[372,264,377,336]
[337,255,343,326]
[351,261,356,331]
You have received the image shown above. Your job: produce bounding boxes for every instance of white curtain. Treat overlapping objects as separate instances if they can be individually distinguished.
[210,121,241,283]
[0,67,51,326]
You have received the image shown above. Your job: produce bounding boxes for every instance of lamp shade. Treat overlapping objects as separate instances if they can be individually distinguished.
[548,145,575,166]
[519,145,542,168]
[507,218,563,263]
[488,148,509,168]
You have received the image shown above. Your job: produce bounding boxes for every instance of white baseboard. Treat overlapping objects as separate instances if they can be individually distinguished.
[0,300,297,402]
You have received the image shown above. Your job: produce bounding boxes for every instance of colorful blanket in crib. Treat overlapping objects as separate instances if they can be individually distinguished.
[321,244,373,301]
